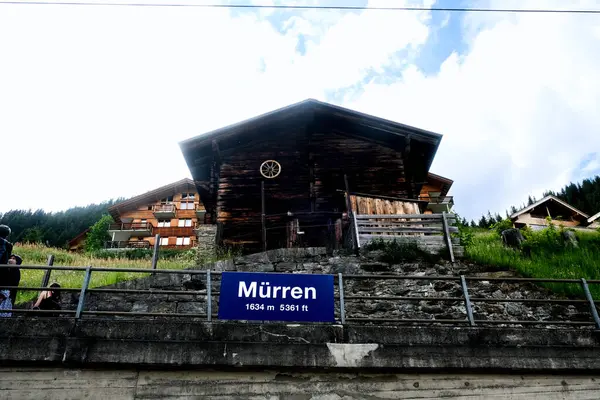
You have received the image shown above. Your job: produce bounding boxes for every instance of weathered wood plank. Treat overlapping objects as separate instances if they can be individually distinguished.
[358,227,458,234]
[356,214,456,220]
[358,220,450,227]
[359,234,459,244]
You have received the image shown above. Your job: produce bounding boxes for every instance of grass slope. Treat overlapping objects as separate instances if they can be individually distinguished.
[11,244,196,303]
[464,227,600,298]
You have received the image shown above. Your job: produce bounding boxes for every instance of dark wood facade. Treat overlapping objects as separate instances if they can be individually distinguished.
[180,99,442,250]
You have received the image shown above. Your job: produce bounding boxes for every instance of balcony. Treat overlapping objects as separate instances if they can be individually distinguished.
[419,195,454,213]
[153,204,176,219]
[195,204,207,220]
[104,240,151,250]
[108,222,153,237]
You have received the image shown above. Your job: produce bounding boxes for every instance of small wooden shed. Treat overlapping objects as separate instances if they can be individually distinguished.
[510,195,590,230]
[179,99,444,251]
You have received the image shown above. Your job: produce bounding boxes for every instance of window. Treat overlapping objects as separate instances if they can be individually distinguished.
[147,205,153,211]
[157,219,171,227]
[181,201,194,210]
[181,192,195,200]
[176,237,190,246]
[160,196,174,204]
[178,218,192,227]
[140,219,147,225]
[160,237,169,246]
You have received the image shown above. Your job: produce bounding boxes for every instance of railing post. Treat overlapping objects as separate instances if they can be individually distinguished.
[442,211,455,263]
[460,275,475,326]
[338,273,346,324]
[581,278,600,330]
[352,212,361,254]
[41,255,54,287]
[261,180,267,252]
[151,234,160,274]
[207,270,212,322]
[75,267,92,320]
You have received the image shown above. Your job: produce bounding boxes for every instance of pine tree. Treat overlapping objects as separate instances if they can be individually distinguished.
[0,198,124,248]
[478,215,488,228]
[527,196,535,206]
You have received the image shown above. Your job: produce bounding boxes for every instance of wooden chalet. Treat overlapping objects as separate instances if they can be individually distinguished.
[510,195,590,230]
[67,228,90,252]
[587,212,600,229]
[107,178,206,250]
[419,172,454,214]
[179,99,448,251]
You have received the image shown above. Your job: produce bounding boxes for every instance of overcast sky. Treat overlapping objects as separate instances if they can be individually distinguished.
[1,0,599,220]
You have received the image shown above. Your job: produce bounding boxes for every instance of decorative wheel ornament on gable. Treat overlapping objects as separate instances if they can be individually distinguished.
[260,160,281,179]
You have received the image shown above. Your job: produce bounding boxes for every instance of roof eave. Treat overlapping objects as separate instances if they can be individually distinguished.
[179,98,443,152]
[510,195,589,220]
[588,212,600,223]
[108,178,196,218]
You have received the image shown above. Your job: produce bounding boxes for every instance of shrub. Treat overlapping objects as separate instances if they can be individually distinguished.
[85,215,113,252]
[364,238,443,264]
[490,218,514,237]
[456,225,474,247]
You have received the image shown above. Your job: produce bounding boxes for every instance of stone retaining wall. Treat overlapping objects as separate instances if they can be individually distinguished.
[49,247,593,327]
[195,224,217,258]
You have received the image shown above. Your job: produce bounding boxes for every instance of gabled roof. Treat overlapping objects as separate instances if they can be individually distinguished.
[426,172,453,196]
[428,172,453,185]
[67,228,90,247]
[179,98,443,150]
[509,195,590,220]
[108,178,196,222]
[588,211,600,224]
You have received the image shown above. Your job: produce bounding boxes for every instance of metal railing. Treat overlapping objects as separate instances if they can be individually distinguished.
[108,222,153,231]
[1,264,599,328]
[104,240,151,249]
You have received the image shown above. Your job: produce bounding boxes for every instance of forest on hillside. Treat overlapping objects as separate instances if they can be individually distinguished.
[1,174,599,248]
[470,175,600,228]
[0,199,123,248]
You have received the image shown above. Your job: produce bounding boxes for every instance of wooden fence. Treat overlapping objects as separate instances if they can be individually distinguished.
[354,212,462,261]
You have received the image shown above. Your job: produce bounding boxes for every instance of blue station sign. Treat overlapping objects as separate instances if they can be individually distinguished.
[218,272,335,323]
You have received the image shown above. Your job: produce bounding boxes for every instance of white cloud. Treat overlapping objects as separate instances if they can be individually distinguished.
[2,0,599,224]
[345,1,600,219]
[0,0,432,212]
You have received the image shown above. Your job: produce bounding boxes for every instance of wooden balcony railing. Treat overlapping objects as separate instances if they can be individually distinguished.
[153,204,177,213]
[104,240,151,249]
[419,195,454,205]
[108,223,153,231]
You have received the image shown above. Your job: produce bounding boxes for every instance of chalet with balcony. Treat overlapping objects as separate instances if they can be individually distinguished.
[419,172,454,214]
[106,178,206,250]
[509,195,590,231]
[67,228,90,252]
[179,98,454,251]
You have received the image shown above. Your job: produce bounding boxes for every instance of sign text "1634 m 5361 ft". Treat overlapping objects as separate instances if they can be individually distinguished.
[218,272,335,323]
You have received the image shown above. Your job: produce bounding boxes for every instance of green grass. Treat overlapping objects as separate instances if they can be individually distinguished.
[464,227,600,298]
[11,244,198,304]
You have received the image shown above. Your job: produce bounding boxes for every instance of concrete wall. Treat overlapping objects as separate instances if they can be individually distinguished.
[2,368,600,399]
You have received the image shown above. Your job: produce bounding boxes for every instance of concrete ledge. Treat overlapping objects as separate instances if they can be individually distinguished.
[1,319,600,372]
